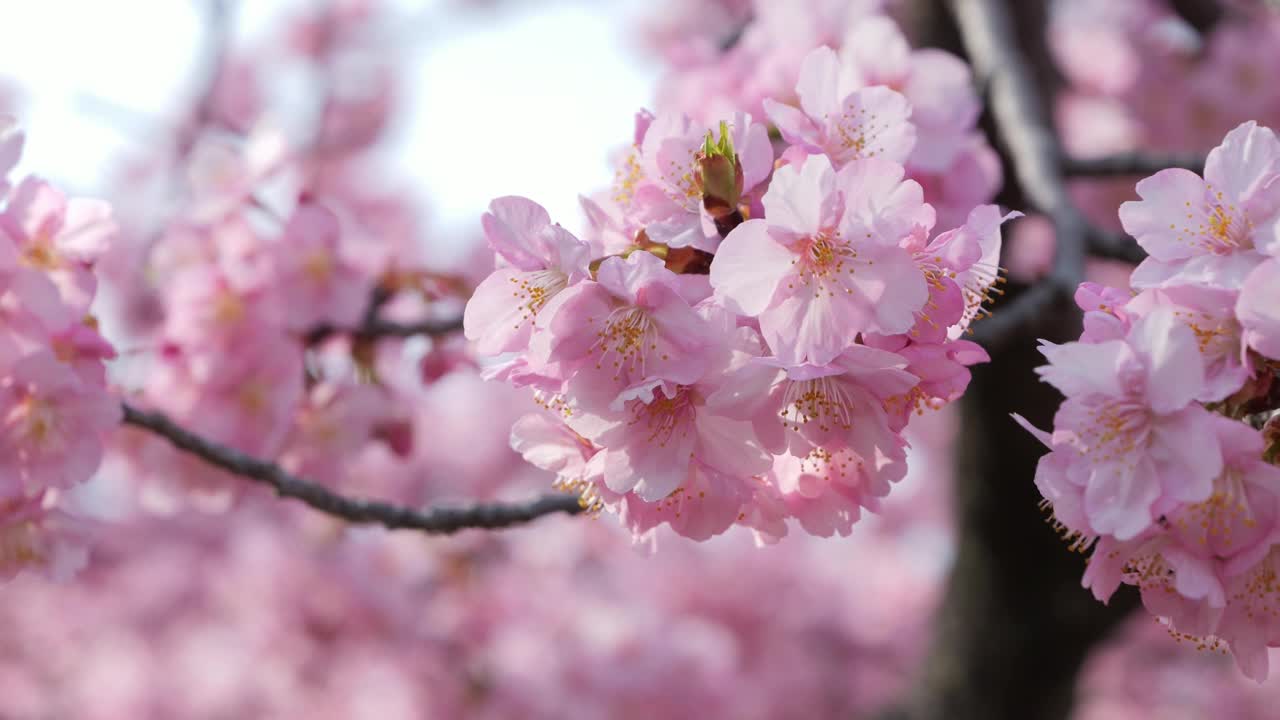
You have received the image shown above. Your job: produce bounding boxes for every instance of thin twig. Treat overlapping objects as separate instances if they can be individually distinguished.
[950,0,1088,346]
[1063,153,1205,177]
[121,402,583,533]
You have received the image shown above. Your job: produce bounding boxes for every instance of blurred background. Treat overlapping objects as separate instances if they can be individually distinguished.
[2,0,1280,718]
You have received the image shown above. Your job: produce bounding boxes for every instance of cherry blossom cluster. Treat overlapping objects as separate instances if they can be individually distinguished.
[1023,121,1280,680]
[108,1,445,511]
[1,1,465,581]
[649,0,1002,230]
[468,24,1016,543]
[0,118,120,580]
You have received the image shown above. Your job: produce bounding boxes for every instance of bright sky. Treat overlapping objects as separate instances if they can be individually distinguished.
[0,0,657,237]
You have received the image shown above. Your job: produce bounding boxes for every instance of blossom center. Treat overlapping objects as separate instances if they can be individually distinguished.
[1079,397,1150,462]
[790,232,857,295]
[509,269,568,326]
[612,150,643,208]
[1175,469,1257,548]
[13,396,62,449]
[628,386,694,448]
[0,521,43,570]
[779,376,858,433]
[590,306,664,378]
[302,250,334,284]
[21,237,60,270]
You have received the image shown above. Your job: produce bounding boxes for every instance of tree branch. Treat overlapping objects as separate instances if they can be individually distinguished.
[1088,229,1147,265]
[303,315,464,345]
[120,402,583,533]
[952,0,1086,344]
[1168,0,1226,32]
[1063,152,1205,177]
[882,3,1141,719]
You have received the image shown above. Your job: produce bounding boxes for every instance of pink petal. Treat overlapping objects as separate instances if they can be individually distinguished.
[482,196,553,271]
[1204,120,1280,204]
[762,153,841,239]
[1119,169,1213,262]
[1084,456,1161,540]
[709,219,794,317]
[1238,258,1280,359]
[1129,308,1205,413]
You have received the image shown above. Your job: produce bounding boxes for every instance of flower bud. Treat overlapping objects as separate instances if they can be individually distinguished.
[697,121,745,237]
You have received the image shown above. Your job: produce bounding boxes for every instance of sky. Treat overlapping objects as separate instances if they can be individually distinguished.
[0,0,658,237]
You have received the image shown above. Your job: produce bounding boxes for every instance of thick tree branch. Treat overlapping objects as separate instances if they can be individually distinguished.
[950,0,1086,345]
[1063,152,1205,177]
[881,3,1141,720]
[121,402,583,533]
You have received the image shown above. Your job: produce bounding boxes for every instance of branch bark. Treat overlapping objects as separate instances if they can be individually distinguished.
[121,402,583,533]
[882,2,1140,718]
[303,315,464,345]
[1063,152,1205,177]
[1168,0,1226,32]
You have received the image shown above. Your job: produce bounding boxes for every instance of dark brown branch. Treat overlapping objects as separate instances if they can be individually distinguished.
[1168,0,1226,32]
[121,402,583,533]
[1063,153,1205,177]
[1089,229,1147,265]
[303,315,464,345]
[881,3,1141,720]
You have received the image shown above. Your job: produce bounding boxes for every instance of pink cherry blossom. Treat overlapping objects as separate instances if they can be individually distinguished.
[763,46,916,168]
[186,126,289,225]
[144,338,304,461]
[628,111,773,251]
[710,153,930,365]
[901,204,1020,341]
[1120,121,1280,289]
[533,251,712,410]
[271,200,371,331]
[0,350,120,496]
[0,177,116,315]
[1074,281,1134,343]
[463,196,592,356]
[568,372,770,503]
[1031,308,1224,539]
[838,15,980,171]
[279,381,389,487]
[712,343,917,462]
[1128,284,1249,402]
[0,492,90,582]
[1237,257,1280,361]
